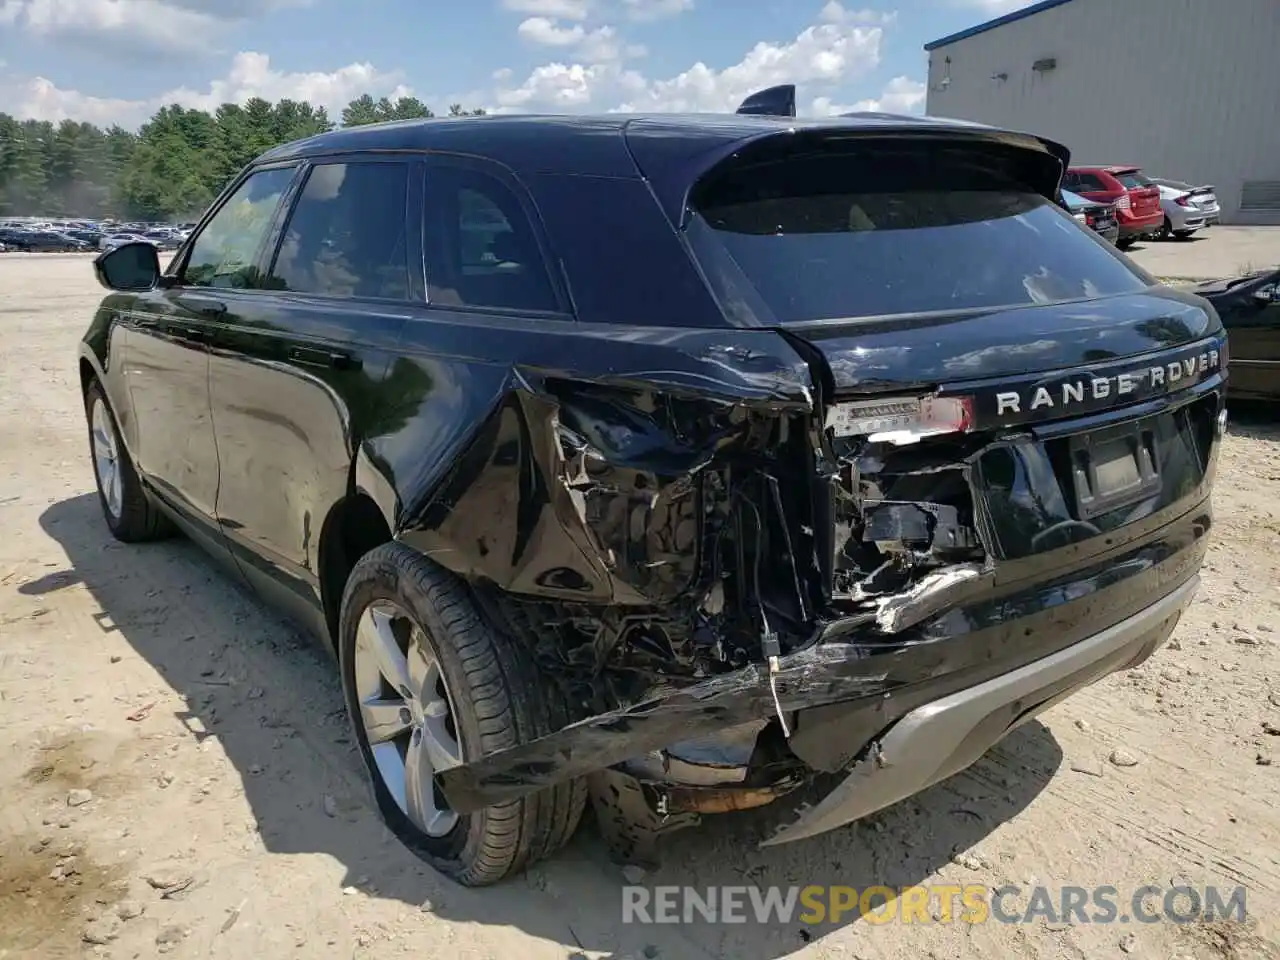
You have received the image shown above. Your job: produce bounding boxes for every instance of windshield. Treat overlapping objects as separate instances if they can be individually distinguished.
[686,152,1150,324]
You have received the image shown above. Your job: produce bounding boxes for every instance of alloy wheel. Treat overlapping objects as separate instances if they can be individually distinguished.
[91,400,122,520]
[352,599,463,837]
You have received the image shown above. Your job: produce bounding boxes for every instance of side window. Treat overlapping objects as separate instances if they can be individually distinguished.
[267,161,411,300]
[424,164,559,313]
[1079,173,1108,192]
[183,167,295,289]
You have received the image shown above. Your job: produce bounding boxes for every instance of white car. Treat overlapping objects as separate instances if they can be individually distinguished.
[101,233,154,251]
[1150,182,1208,240]
[1152,179,1221,236]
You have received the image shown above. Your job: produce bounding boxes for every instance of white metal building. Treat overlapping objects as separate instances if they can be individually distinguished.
[924,0,1280,224]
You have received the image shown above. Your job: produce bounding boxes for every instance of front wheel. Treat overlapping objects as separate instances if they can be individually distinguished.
[84,380,173,542]
[338,542,586,886]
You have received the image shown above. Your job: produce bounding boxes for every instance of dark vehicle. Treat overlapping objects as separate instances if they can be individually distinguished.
[64,228,105,247]
[0,229,88,252]
[80,90,1225,887]
[1064,166,1163,248]
[1061,188,1119,244]
[1193,269,1280,401]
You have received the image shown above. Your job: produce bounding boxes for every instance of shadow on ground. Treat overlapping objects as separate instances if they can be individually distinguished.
[34,492,1063,959]
[1225,401,1280,442]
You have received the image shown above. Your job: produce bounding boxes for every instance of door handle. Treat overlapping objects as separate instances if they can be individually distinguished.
[166,324,209,341]
[174,296,227,317]
[288,346,361,371]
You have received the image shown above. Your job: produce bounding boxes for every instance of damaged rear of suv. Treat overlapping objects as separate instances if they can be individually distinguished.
[83,89,1225,887]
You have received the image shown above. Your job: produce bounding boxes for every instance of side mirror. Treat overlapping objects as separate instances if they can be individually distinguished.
[1253,283,1279,306]
[93,242,161,292]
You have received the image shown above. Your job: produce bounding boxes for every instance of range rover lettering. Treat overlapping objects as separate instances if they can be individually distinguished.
[80,87,1225,886]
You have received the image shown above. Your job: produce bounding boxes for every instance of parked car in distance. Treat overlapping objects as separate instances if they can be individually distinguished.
[1061,188,1120,244]
[142,230,183,250]
[1151,182,1207,240]
[1,230,89,252]
[1064,166,1163,249]
[101,233,154,252]
[64,228,105,247]
[81,98,1225,887]
[1192,269,1280,401]
[1152,179,1220,226]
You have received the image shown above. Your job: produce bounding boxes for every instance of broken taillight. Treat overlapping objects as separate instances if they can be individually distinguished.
[826,395,973,445]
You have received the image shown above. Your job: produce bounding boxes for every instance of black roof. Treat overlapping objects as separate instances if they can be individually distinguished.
[257,111,1002,179]
[256,111,1068,226]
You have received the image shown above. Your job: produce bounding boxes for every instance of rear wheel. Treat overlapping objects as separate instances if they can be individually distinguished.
[338,542,587,886]
[1116,237,1135,250]
[85,380,173,542]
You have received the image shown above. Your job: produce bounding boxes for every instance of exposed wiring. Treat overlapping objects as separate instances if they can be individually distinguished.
[741,496,791,738]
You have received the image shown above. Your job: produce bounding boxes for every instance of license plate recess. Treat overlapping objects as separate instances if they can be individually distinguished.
[1069,420,1161,520]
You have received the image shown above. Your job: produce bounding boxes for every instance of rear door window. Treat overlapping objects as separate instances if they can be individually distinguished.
[423,161,559,313]
[687,148,1151,324]
[267,161,411,300]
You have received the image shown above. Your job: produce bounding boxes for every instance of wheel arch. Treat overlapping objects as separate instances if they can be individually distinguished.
[317,490,395,651]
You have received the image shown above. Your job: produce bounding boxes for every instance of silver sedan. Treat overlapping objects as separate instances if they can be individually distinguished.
[1152,179,1219,239]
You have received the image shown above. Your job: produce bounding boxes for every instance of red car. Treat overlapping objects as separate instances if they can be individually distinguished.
[1063,166,1163,249]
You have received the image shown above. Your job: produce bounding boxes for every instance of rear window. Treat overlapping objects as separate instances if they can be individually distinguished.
[1114,171,1153,189]
[686,150,1150,324]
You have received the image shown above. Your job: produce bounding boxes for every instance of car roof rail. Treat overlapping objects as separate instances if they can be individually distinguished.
[735,84,796,117]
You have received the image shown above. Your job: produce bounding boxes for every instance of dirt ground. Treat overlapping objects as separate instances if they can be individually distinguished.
[1125,225,1280,281]
[2,253,1280,960]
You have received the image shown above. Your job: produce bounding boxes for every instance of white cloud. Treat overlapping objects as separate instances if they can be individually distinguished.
[613,19,883,112]
[818,1,896,25]
[494,6,886,113]
[0,52,408,127]
[500,0,591,19]
[517,15,585,45]
[812,74,925,116]
[0,0,313,54]
[620,0,691,21]
[516,16,637,62]
[492,62,611,109]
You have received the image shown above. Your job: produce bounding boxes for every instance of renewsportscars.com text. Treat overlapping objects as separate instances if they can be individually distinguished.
[621,884,1247,926]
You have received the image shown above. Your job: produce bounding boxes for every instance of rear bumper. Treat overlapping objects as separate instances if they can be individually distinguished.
[438,489,1215,814]
[762,574,1197,845]
[1169,209,1206,232]
[1118,210,1163,234]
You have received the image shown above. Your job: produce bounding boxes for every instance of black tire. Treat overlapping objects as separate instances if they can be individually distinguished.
[1116,237,1135,250]
[338,542,587,886]
[84,379,174,542]
[1173,230,1195,241]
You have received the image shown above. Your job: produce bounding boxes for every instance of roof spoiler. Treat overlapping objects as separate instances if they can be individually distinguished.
[735,84,796,118]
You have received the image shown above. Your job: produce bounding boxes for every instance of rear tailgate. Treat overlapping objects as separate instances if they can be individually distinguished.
[1114,169,1161,217]
[677,133,1226,594]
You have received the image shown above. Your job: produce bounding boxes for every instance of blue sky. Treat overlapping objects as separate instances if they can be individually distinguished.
[0,0,1034,127]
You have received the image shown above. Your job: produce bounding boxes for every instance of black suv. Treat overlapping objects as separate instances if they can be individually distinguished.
[81,87,1225,886]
